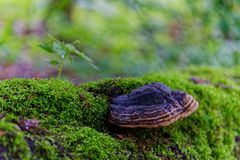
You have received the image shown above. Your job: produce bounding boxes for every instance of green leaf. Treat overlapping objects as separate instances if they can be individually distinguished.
[49,60,59,65]
[39,44,54,53]
[52,42,66,57]
[90,63,99,70]
[41,34,98,76]
[52,42,62,51]
[76,51,93,62]
[63,43,98,70]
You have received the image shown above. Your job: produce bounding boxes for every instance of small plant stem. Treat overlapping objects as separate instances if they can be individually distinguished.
[57,61,64,78]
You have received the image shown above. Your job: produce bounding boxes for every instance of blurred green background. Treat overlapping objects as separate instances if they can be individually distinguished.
[0,0,240,81]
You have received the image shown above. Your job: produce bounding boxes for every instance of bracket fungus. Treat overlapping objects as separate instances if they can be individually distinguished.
[109,83,199,128]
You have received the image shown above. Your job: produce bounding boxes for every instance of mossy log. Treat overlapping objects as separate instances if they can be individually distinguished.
[0,67,239,159]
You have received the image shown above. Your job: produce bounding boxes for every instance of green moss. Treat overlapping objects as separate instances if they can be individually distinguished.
[81,67,240,159]
[0,78,108,131]
[59,127,127,159]
[0,120,31,160]
[81,77,145,97]
[0,120,71,160]
[0,67,240,159]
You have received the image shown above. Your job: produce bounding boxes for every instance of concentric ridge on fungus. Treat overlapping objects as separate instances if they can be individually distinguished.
[108,83,199,128]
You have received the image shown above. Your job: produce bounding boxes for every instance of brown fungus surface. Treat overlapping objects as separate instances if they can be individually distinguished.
[109,83,199,128]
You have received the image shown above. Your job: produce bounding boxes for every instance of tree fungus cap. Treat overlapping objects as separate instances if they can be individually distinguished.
[109,83,199,128]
